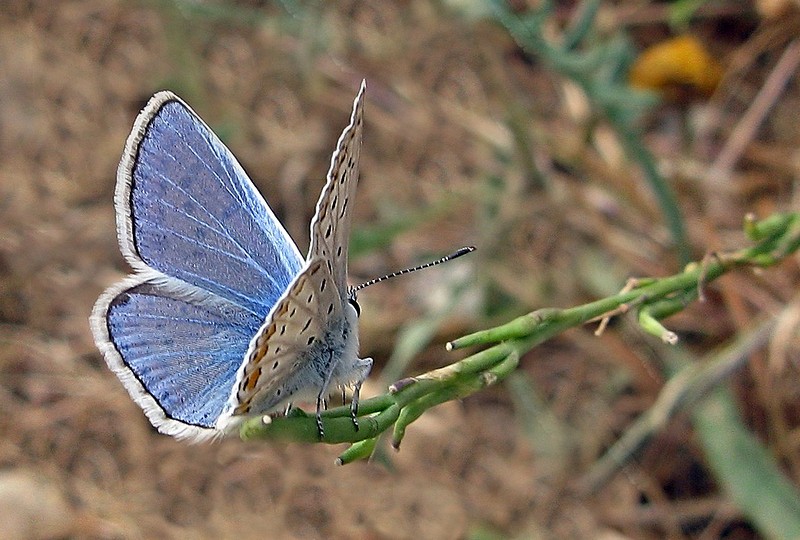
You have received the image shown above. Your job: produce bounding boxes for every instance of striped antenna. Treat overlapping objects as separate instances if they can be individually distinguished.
[351,246,475,294]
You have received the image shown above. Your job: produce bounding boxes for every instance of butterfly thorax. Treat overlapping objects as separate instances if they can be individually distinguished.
[225,296,370,426]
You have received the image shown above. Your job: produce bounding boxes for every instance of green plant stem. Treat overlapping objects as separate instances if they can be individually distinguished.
[612,117,691,264]
[487,0,690,264]
[695,388,800,539]
[239,212,799,471]
[579,317,775,493]
[448,211,798,350]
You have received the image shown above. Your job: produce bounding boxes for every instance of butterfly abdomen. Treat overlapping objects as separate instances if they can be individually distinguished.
[233,305,363,416]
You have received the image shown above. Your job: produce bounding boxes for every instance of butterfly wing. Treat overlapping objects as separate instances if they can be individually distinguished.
[230,82,368,418]
[307,80,366,296]
[231,258,349,415]
[116,92,304,317]
[92,276,262,440]
[92,92,304,440]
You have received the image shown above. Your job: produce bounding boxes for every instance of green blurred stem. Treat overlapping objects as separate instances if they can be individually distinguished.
[695,388,800,539]
[583,313,800,538]
[579,317,775,493]
[488,0,690,264]
[562,0,601,51]
[612,118,691,264]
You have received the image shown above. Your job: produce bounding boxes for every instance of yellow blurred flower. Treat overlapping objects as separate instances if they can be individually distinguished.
[629,35,724,101]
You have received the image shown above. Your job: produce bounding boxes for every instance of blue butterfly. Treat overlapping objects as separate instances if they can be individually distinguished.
[91,81,372,442]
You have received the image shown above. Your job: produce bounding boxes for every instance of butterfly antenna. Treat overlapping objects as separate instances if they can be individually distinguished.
[351,246,476,294]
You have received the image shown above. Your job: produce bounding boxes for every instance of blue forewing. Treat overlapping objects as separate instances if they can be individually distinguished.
[91,92,304,440]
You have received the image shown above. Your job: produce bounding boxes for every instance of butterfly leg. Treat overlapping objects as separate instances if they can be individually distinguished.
[314,392,333,439]
[315,395,325,439]
[314,349,342,439]
[349,381,363,431]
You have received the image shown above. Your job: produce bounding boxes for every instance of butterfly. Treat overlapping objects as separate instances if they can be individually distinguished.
[91,81,372,442]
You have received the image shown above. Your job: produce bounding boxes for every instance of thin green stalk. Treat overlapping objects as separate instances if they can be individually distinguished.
[579,317,775,493]
[487,0,689,264]
[239,213,799,473]
[449,212,798,350]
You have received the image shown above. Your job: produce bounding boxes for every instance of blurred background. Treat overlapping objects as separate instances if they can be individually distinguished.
[1,0,799,538]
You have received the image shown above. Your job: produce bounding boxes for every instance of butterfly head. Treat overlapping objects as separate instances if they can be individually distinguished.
[347,290,361,317]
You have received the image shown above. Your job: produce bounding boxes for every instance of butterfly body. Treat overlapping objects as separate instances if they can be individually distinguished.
[230,262,369,419]
[91,82,370,442]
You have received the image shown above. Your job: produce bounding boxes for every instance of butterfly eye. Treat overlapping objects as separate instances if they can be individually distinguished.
[348,297,361,317]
